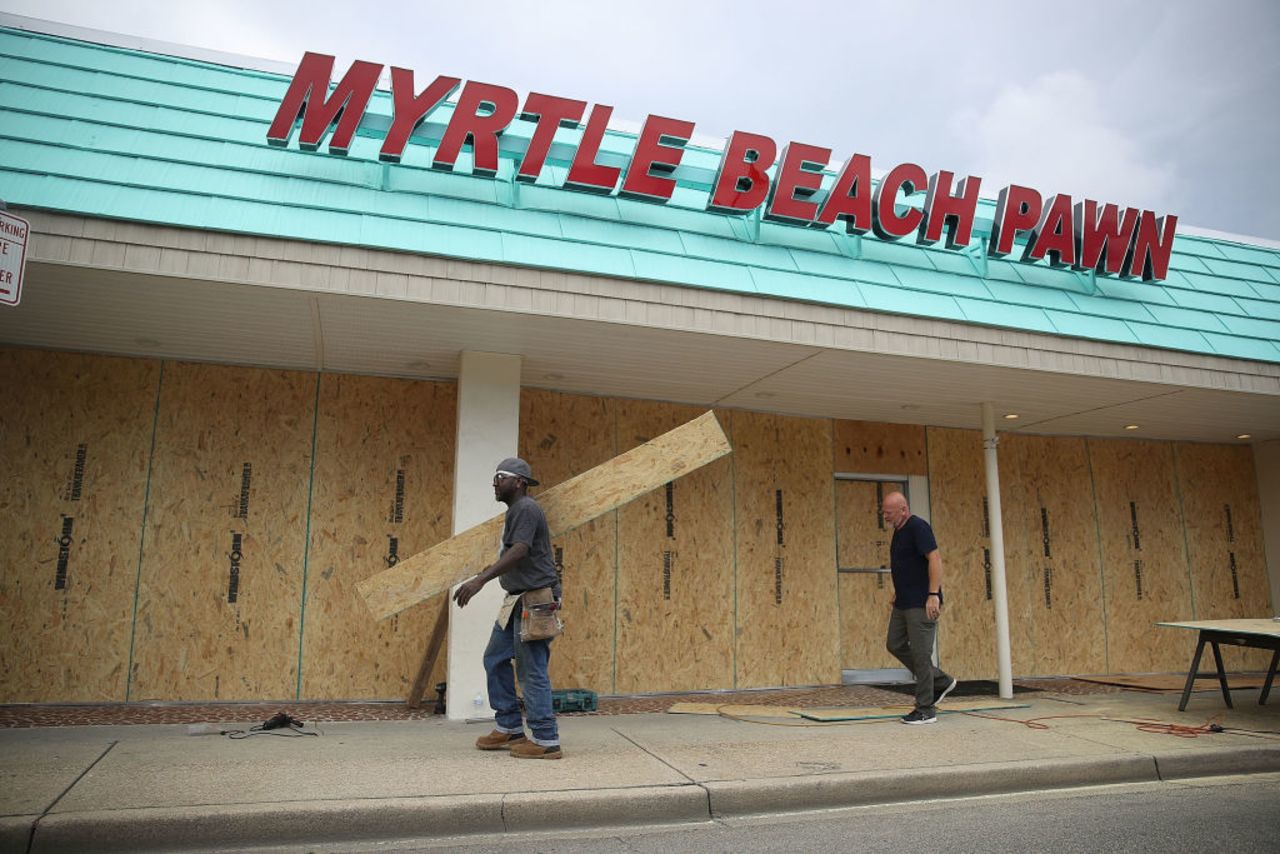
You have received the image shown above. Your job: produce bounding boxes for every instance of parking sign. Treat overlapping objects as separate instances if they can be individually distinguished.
[0,210,30,307]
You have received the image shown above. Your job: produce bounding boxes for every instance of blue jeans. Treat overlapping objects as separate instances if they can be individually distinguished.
[483,609,558,746]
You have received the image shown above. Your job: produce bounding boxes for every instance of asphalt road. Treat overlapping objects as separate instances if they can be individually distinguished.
[295,773,1280,854]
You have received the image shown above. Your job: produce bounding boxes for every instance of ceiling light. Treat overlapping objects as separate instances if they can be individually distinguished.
[900,404,919,411]
[1124,424,1140,431]
[754,391,775,399]
[404,360,431,371]
[134,337,161,348]
[543,372,564,381]
[1003,413,1019,420]
[1237,434,1252,440]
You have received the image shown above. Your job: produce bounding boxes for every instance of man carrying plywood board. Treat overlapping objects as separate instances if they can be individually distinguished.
[356,411,733,750]
[453,457,564,759]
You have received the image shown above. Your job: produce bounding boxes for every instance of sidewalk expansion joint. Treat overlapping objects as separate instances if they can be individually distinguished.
[610,727,698,784]
[28,739,118,854]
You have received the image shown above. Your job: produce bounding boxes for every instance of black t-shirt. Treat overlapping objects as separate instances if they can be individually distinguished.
[890,514,940,610]
[497,495,561,597]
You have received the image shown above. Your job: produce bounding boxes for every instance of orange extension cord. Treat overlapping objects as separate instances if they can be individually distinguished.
[962,710,1280,740]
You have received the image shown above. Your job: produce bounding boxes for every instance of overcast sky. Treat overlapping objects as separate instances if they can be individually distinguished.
[5,0,1279,240]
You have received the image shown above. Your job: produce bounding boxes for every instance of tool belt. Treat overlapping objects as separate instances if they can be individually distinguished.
[519,587,563,642]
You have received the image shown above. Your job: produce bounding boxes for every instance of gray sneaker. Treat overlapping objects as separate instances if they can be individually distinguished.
[901,709,937,725]
[935,678,958,704]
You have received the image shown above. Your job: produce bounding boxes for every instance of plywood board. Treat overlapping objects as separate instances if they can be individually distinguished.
[924,428,1007,680]
[301,374,455,699]
[1000,434,1108,676]
[358,410,732,620]
[837,573,899,670]
[835,480,900,669]
[1088,439,1195,673]
[833,420,928,476]
[615,400,735,693]
[799,698,1029,721]
[0,348,159,702]
[666,702,803,717]
[520,389,616,694]
[732,411,838,688]
[835,479,902,571]
[129,362,316,701]
[1174,443,1273,670]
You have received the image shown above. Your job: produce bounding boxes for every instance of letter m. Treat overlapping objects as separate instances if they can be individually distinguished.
[266,52,383,155]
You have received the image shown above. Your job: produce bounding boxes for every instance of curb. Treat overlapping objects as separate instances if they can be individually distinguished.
[20,749,1280,852]
[503,785,708,831]
[1,817,33,854]
[24,786,711,853]
[28,794,505,854]
[703,754,1159,817]
[1154,744,1280,779]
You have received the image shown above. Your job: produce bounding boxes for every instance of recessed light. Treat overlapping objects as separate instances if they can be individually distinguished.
[755,391,775,399]
[1124,424,1140,431]
[543,372,564,381]
[1237,433,1252,440]
[1003,413,1019,420]
[405,360,431,371]
[901,404,919,411]
[134,337,161,348]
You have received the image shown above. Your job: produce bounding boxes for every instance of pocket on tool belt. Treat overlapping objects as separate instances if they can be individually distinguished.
[519,587,563,642]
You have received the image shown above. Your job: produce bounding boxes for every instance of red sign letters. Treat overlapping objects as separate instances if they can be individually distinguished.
[267,53,1177,282]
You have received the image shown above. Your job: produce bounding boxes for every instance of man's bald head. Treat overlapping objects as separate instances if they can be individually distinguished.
[882,491,911,529]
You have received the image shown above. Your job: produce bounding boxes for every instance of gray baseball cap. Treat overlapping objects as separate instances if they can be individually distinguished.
[495,457,539,486]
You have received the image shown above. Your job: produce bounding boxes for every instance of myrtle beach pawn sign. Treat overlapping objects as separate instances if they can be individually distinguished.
[0,210,29,307]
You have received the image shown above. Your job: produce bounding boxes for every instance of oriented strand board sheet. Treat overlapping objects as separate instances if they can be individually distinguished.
[0,349,159,702]
[799,698,1029,721]
[1000,434,1108,676]
[924,428,1008,680]
[520,389,616,694]
[1088,439,1195,673]
[833,420,928,476]
[666,702,803,717]
[835,480,900,669]
[130,363,316,701]
[616,400,735,694]
[1174,443,1273,670]
[301,375,455,699]
[732,411,838,688]
[838,573,899,669]
[358,410,732,619]
[835,479,902,571]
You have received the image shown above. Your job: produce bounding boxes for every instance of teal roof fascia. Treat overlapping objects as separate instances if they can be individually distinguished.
[954,298,1058,334]
[2,25,1279,365]
[1045,311,1140,344]
[1234,296,1280,321]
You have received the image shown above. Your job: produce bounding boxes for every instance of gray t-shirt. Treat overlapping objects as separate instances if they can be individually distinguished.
[497,495,561,597]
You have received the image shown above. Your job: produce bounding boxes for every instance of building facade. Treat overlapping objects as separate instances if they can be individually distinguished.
[1,16,1278,718]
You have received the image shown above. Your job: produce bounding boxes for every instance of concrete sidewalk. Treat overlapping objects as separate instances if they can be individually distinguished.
[2,689,1278,853]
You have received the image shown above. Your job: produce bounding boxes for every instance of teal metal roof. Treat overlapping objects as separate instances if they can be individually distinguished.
[2,26,1279,363]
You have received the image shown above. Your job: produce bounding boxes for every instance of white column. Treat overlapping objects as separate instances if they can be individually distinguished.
[1253,439,1280,615]
[446,351,522,721]
[981,403,1014,699]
